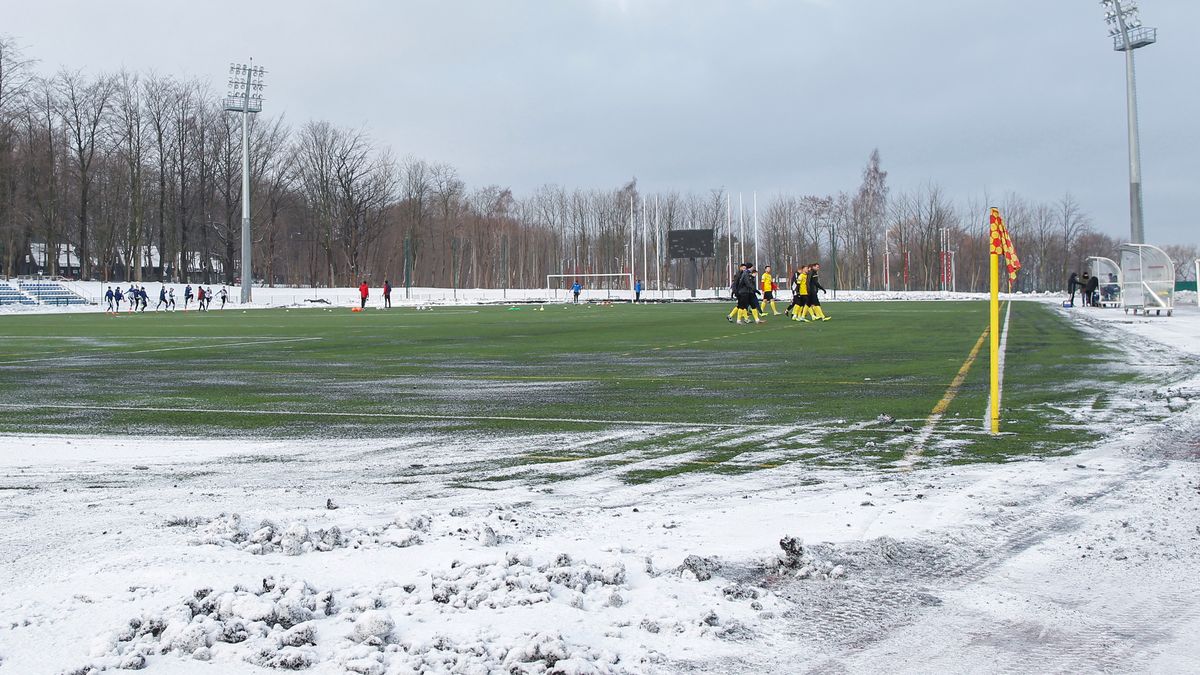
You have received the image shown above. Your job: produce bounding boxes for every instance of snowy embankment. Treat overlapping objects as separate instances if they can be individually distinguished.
[2,279,1064,315]
[0,306,1198,673]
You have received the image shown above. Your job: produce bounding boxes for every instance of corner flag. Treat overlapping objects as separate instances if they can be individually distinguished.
[987,207,1018,435]
[989,208,1021,283]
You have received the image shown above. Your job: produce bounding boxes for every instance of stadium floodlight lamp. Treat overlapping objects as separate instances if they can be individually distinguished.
[223,59,267,304]
[1099,0,1155,245]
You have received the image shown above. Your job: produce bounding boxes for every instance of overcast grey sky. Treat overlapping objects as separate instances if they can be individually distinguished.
[11,0,1199,245]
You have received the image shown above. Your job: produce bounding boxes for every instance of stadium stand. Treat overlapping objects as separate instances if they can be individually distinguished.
[0,281,37,306]
[17,280,91,306]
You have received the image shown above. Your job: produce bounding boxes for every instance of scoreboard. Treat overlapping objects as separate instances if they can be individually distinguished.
[667,229,715,259]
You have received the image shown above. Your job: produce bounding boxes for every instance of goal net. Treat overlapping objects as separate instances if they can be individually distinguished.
[546,273,634,301]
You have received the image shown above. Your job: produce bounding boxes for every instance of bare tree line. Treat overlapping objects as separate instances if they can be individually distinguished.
[1,38,1192,292]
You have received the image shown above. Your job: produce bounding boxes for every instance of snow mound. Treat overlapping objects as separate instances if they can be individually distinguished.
[73,565,639,673]
[175,512,421,555]
[773,535,846,580]
[429,552,627,611]
[173,508,525,556]
[76,577,331,672]
[388,631,628,674]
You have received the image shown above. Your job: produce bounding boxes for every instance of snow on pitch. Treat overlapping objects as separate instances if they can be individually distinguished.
[0,300,1198,673]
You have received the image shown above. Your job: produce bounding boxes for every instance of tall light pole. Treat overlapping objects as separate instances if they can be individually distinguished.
[223,60,265,303]
[1101,0,1156,245]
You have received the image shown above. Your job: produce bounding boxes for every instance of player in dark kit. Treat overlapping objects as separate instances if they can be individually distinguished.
[727,263,748,322]
[807,263,830,321]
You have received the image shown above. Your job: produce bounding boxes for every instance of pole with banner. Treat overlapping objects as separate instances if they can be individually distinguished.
[987,207,1021,434]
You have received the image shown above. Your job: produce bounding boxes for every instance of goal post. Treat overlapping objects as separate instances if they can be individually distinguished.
[546,273,634,301]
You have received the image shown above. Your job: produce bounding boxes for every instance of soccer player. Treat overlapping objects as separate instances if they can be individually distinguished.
[197,286,206,311]
[747,264,765,321]
[156,286,167,311]
[184,284,193,310]
[761,266,780,315]
[635,279,642,303]
[737,263,763,324]
[571,281,582,303]
[783,268,800,316]
[113,287,124,312]
[218,287,228,309]
[359,280,369,309]
[205,287,214,310]
[791,265,810,322]
[168,288,176,311]
[727,263,748,322]
[807,262,830,321]
[104,287,114,312]
[383,279,392,308]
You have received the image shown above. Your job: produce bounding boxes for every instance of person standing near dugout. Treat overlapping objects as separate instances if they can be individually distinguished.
[1084,272,1100,307]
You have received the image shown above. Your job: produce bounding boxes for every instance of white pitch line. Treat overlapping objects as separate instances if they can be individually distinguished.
[983,301,1013,434]
[0,335,311,340]
[0,401,1010,436]
[0,337,323,365]
[0,402,742,430]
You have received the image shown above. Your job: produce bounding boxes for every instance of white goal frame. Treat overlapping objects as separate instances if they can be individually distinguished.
[547,273,635,301]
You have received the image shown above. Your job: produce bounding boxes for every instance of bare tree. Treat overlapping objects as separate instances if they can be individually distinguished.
[0,36,35,274]
[56,69,116,279]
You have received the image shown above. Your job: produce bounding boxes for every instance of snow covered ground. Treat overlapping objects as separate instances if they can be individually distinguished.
[1,302,1198,673]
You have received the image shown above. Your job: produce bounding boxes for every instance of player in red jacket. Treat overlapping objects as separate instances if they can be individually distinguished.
[359,281,369,309]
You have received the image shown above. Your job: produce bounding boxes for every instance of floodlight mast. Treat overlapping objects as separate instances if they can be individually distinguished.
[224,60,266,303]
[1102,0,1155,245]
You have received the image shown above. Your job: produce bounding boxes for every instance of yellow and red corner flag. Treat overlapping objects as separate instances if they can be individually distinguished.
[986,207,1019,435]
[988,207,1021,282]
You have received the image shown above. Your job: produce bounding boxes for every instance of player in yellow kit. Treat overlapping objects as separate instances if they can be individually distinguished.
[791,265,811,322]
[761,266,781,315]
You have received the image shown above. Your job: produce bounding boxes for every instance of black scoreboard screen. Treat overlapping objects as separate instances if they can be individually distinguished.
[667,229,715,259]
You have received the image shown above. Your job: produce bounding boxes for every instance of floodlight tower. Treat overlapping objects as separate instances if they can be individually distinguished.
[1101,0,1156,245]
[223,60,266,303]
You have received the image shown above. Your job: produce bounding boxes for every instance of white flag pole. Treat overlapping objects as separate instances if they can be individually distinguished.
[738,193,745,264]
[753,191,759,271]
[655,195,661,298]
[642,195,648,301]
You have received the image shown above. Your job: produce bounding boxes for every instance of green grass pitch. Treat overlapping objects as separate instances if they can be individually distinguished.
[0,301,1128,482]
